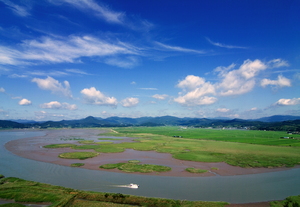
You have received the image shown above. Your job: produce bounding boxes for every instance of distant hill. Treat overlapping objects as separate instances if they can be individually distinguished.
[253,115,300,122]
[1,115,299,131]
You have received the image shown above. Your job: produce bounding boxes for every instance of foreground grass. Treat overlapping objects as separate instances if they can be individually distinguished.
[0,175,229,207]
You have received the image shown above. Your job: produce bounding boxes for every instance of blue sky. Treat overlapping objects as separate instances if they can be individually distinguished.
[0,0,299,121]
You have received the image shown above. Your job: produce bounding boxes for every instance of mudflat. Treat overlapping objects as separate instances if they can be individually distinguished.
[4,128,293,177]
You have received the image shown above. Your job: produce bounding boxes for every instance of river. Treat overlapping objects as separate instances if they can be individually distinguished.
[1,130,300,203]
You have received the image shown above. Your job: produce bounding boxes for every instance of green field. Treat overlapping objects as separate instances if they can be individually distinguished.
[110,126,300,146]
[44,126,300,168]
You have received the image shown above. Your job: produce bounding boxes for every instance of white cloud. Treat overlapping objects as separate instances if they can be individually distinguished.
[152,94,169,100]
[174,75,216,106]
[32,76,72,98]
[139,88,158,90]
[155,42,205,54]
[250,107,258,111]
[65,69,90,75]
[216,108,230,113]
[121,97,139,107]
[217,59,269,96]
[275,98,300,106]
[175,58,290,107]
[206,38,248,49]
[40,101,77,110]
[267,59,289,68]
[0,35,140,67]
[19,98,31,106]
[104,56,140,68]
[51,0,124,24]
[176,75,206,91]
[81,87,117,106]
[239,59,268,79]
[261,75,291,88]
[0,0,30,17]
[0,87,5,93]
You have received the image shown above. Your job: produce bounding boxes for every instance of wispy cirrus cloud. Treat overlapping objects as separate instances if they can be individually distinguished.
[0,35,140,67]
[49,0,124,24]
[206,37,248,49]
[155,41,205,54]
[0,0,30,17]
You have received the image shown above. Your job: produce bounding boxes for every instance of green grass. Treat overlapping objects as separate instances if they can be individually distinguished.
[58,152,99,160]
[185,168,208,173]
[98,138,123,140]
[0,176,229,207]
[70,163,85,167]
[113,126,300,146]
[43,143,76,148]
[100,161,171,173]
[78,140,95,144]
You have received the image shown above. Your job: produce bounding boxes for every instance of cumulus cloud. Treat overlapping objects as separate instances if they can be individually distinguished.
[176,75,206,91]
[32,76,72,98]
[275,98,300,106]
[261,75,291,88]
[120,97,139,107]
[216,108,230,113]
[81,87,117,106]
[174,75,216,106]
[19,98,31,106]
[174,59,289,107]
[40,101,77,110]
[216,59,286,96]
[152,94,169,100]
[0,87,5,93]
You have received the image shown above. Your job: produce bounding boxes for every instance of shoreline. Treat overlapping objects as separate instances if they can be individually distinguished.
[4,128,297,177]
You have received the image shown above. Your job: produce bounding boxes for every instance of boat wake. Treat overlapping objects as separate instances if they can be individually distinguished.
[110,183,139,189]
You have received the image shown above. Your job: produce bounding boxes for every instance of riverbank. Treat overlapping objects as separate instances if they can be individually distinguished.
[4,128,296,177]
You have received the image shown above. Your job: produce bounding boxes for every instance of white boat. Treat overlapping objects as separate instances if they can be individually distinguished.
[129,183,139,188]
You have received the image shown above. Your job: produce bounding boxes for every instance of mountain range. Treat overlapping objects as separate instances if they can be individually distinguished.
[1,115,300,131]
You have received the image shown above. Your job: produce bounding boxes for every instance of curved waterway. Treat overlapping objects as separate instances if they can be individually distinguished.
[1,131,300,203]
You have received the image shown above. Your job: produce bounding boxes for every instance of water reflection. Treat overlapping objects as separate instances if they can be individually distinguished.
[1,131,300,203]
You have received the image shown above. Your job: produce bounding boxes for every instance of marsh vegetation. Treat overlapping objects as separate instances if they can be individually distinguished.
[100,161,171,173]
[43,126,300,170]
